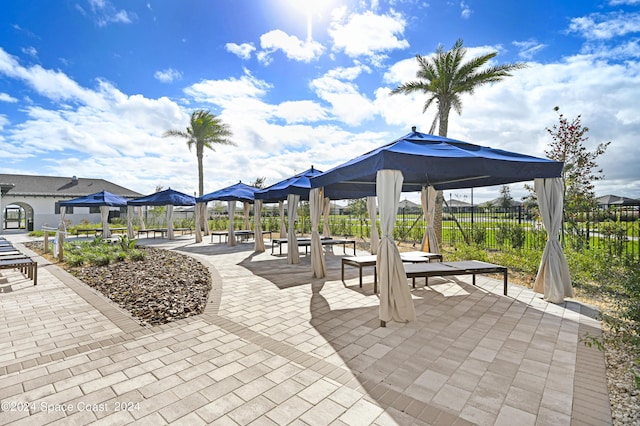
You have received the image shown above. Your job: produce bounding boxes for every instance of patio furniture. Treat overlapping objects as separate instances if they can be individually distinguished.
[342,252,443,289]
[0,257,37,285]
[211,230,272,244]
[403,260,508,296]
[271,237,356,256]
[137,228,168,239]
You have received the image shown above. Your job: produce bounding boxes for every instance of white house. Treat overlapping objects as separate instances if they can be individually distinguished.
[0,174,142,233]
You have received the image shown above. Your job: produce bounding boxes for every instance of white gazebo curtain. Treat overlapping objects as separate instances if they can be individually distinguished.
[533,178,573,303]
[421,186,439,254]
[243,202,251,230]
[228,201,236,247]
[367,196,379,255]
[310,188,327,278]
[202,203,210,236]
[279,200,286,238]
[127,206,135,239]
[195,202,203,243]
[254,200,265,252]
[137,207,146,230]
[322,197,331,238]
[377,170,416,325]
[56,206,67,260]
[287,193,300,264]
[100,205,110,238]
[166,205,174,239]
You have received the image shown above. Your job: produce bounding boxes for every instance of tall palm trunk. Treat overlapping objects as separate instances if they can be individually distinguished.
[434,103,452,247]
[196,145,206,233]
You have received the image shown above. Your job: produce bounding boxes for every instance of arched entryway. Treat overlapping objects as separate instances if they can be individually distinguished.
[2,202,34,231]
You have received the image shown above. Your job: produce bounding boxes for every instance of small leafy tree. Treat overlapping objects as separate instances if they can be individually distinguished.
[252,177,266,189]
[545,106,610,248]
[499,185,513,209]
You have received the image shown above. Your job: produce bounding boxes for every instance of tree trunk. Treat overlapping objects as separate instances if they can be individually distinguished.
[196,145,206,232]
[434,104,451,248]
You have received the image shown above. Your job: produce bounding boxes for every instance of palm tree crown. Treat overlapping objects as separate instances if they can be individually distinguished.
[391,38,526,137]
[163,110,235,196]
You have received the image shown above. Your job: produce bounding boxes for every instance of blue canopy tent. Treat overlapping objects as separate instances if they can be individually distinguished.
[197,181,259,204]
[128,189,196,239]
[197,181,260,246]
[254,167,323,262]
[311,129,563,198]
[59,191,129,239]
[310,128,570,325]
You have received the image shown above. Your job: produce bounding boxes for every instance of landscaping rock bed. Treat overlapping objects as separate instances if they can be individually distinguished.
[25,243,211,326]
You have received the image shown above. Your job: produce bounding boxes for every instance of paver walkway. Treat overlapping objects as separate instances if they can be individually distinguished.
[0,233,612,425]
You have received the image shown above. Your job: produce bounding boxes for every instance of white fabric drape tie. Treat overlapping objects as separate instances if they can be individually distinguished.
[421,186,439,253]
[127,206,134,239]
[100,205,110,238]
[166,205,174,239]
[534,178,573,303]
[323,197,331,238]
[367,196,379,254]
[310,188,327,278]
[377,170,416,325]
[195,202,203,243]
[287,194,300,264]
[278,201,286,238]
[228,201,236,246]
[243,202,250,230]
[254,200,265,252]
[137,207,146,230]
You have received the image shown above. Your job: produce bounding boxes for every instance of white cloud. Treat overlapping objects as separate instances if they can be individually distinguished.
[609,0,640,5]
[0,48,106,108]
[154,68,182,83]
[83,0,135,27]
[226,42,256,60]
[328,8,409,62]
[310,66,377,126]
[184,68,272,106]
[274,101,328,124]
[258,30,324,64]
[513,40,546,59]
[0,92,18,103]
[21,46,38,58]
[568,12,640,40]
[460,1,472,19]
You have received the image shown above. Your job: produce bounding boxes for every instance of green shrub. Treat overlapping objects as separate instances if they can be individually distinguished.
[130,249,146,261]
[471,224,486,246]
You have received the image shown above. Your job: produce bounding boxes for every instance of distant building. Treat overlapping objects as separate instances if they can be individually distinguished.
[596,194,640,207]
[479,197,523,209]
[398,199,421,214]
[0,174,142,233]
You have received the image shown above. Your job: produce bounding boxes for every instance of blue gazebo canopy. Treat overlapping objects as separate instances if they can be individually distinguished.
[310,129,564,199]
[197,181,259,204]
[127,188,196,206]
[59,191,129,207]
[254,167,323,202]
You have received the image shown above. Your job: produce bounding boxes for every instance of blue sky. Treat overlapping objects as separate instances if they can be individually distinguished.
[1,0,639,203]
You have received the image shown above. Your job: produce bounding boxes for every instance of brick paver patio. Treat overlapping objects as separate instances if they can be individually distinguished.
[0,233,611,425]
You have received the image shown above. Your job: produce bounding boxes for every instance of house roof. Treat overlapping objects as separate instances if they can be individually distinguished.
[597,194,640,206]
[480,197,523,207]
[0,173,143,198]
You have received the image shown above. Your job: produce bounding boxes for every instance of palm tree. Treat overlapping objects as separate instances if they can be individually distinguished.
[164,110,235,233]
[391,38,526,244]
[164,110,235,197]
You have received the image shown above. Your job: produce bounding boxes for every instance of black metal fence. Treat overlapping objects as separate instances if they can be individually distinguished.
[210,203,640,261]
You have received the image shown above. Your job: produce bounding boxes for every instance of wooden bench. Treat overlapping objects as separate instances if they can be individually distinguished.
[137,228,168,239]
[0,257,37,285]
[342,252,443,290]
[271,237,356,256]
[403,260,508,296]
